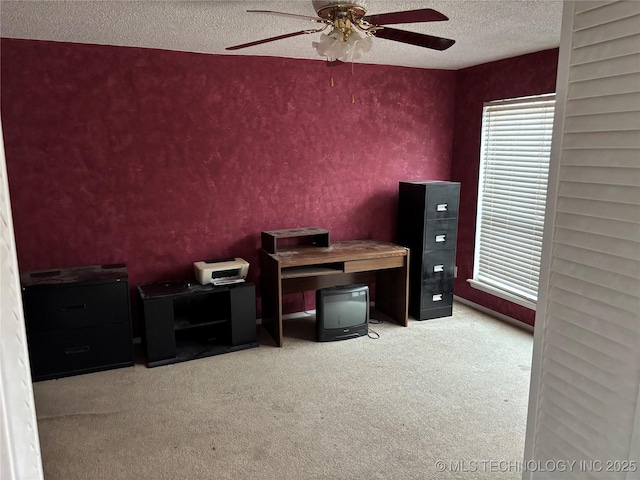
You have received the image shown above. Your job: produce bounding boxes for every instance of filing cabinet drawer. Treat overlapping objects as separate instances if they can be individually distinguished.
[28,323,133,381]
[23,282,129,334]
[421,278,454,310]
[423,250,456,281]
[420,302,454,320]
[424,219,458,250]
[426,183,460,219]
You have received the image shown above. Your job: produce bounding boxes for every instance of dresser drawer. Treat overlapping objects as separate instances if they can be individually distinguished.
[426,183,460,219]
[28,323,133,381]
[422,250,456,281]
[424,219,458,250]
[23,282,129,333]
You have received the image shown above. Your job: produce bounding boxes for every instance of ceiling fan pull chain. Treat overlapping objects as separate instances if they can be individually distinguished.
[350,61,355,104]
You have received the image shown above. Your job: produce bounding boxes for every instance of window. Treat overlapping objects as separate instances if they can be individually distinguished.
[469,94,555,308]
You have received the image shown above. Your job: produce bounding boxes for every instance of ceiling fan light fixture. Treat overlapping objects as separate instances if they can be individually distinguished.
[312,29,372,62]
[309,1,377,62]
[344,30,373,60]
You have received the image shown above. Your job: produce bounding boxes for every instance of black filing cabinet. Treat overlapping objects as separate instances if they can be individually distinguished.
[21,264,134,381]
[397,181,460,320]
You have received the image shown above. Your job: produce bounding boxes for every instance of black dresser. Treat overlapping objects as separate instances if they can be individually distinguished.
[397,181,460,320]
[21,264,134,381]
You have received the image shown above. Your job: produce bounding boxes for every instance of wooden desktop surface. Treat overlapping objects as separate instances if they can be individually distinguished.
[267,239,407,265]
[259,239,409,347]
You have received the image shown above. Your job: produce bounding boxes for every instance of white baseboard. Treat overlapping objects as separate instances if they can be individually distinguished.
[137,300,531,333]
[454,295,534,333]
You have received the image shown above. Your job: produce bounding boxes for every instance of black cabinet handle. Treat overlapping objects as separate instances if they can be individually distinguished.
[61,304,86,312]
[65,346,90,355]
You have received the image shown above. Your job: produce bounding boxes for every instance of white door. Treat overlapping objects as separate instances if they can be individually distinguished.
[0,121,44,478]
[524,2,640,480]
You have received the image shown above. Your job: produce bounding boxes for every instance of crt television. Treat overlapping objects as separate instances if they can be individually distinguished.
[316,284,369,342]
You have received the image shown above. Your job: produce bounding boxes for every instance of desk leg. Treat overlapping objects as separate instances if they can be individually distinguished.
[259,250,283,347]
[375,252,410,326]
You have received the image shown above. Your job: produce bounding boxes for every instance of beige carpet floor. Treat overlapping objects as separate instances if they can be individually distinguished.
[32,301,533,480]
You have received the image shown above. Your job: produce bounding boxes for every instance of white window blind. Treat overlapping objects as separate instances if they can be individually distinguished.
[524,1,640,479]
[471,94,556,307]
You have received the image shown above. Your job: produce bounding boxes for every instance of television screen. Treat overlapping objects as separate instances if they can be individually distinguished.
[316,284,369,342]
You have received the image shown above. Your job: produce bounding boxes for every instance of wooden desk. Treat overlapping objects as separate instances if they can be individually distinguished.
[259,240,410,347]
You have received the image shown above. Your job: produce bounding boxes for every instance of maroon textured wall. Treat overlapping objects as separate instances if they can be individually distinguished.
[451,49,559,326]
[1,39,456,327]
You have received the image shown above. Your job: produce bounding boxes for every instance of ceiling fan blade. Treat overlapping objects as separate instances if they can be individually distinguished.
[226,31,311,50]
[247,10,324,23]
[363,8,449,26]
[374,27,455,51]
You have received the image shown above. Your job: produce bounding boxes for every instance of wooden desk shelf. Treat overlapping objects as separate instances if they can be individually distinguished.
[261,227,330,253]
[281,264,345,279]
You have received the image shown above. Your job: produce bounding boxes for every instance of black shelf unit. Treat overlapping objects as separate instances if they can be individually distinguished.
[397,181,460,320]
[137,281,258,367]
[21,264,134,381]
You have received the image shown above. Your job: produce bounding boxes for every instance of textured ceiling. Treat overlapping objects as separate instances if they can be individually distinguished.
[0,0,563,70]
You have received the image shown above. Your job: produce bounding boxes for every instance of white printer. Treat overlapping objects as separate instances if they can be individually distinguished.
[193,257,249,286]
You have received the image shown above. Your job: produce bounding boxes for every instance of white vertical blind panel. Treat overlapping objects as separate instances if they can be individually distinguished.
[530,1,640,479]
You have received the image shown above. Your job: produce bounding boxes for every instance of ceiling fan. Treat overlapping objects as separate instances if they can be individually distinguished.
[226,1,455,63]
